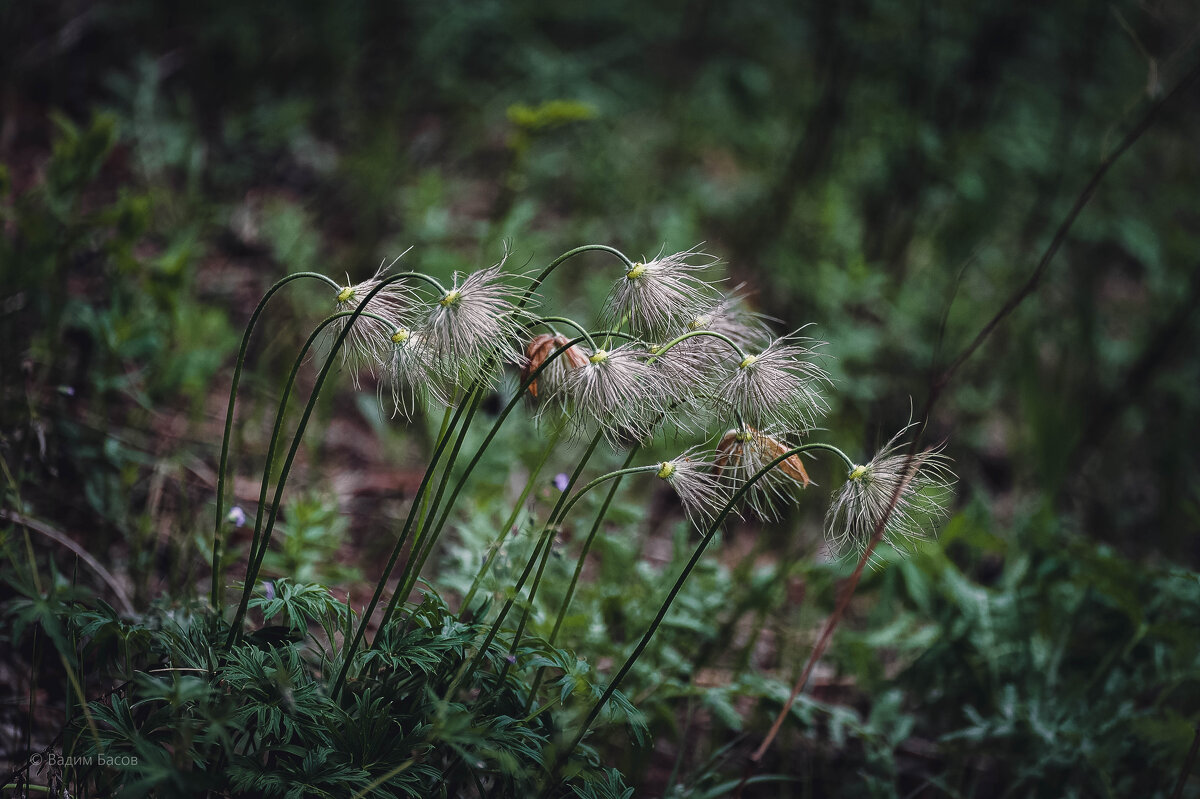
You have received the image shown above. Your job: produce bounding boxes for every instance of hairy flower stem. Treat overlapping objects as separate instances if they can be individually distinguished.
[524,446,640,712]
[329,393,476,697]
[212,271,340,612]
[455,456,654,694]
[540,442,850,794]
[388,335,596,613]
[241,311,394,577]
[524,245,635,308]
[481,431,602,641]
[224,310,390,647]
[460,427,563,614]
[376,389,484,634]
[529,316,598,351]
[337,336,595,694]
[649,328,747,362]
[493,432,605,687]
[224,271,446,650]
[415,404,457,535]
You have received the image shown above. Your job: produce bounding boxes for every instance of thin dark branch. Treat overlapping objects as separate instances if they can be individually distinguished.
[937,57,1200,387]
[1172,726,1200,799]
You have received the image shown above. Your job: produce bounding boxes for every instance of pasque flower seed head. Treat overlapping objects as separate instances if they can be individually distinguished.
[425,263,529,388]
[825,433,955,559]
[715,331,830,433]
[333,260,421,387]
[657,448,731,526]
[552,343,670,447]
[714,426,812,520]
[383,326,448,418]
[601,247,720,339]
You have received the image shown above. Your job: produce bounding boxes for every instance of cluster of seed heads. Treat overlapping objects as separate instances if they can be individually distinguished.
[331,246,953,555]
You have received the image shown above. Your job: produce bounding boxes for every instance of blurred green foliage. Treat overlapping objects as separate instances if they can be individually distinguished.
[3,0,1200,795]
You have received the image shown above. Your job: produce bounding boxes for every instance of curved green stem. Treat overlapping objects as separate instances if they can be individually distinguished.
[549,445,639,645]
[454,431,606,694]
[212,271,340,612]
[224,271,443,649]
[497,433,605,677]
[523,245,634,308]
[225,304,388,643]
[460,426,563,614]
[329,391,476,697]
[795,442,856,470]
[241,311,395,577]
[529,316,598,351]
[649,329,746,362]
[375,389,484,635]
[525,446,640,711]
[552,465,659,527]
[542,442,844,792]
[391,335,593,610]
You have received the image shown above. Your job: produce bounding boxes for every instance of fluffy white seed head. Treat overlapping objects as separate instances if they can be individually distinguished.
[550,343,670,448]
[601,247,720,339]
[644,338,721,431]
[714,331,830,433]
[682,285,775,362]
[382,326,449,418]
[424,263,529,388]
[656,448,731,527]
[333,260,421,387]
[714,426,812,520]
[825,434,955,560]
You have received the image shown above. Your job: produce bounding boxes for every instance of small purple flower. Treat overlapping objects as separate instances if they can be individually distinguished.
[262,580,276,601]
[554,473,570,492]
[226,506,247,528]
[505,654,518,664]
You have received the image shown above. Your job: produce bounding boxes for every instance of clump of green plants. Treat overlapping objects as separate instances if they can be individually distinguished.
[8,242,955,796]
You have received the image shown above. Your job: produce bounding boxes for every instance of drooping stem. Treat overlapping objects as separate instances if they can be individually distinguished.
[328,392,476,697]
[460,426,563,614]
[528,316,599,351]
[547,464,659,529]
[376,390,484,635]
[549,446,640,645]
[224,310,391,645]
[332,335,594,694]
[455,432,614,693]
[525,446,640,711]
[242,311,394,580]
[649,328,747,362]
[523,245,635,308]
[495,433,606,683]
[415,404,457,539]
[212,271,340,612]
[224,270,445,648]
[391,336,594,607]
[541,442,845,792]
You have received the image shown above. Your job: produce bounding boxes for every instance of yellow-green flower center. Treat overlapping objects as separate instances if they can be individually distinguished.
[391,328,411,344]
[626,262,647,280]
[589,349,609,364]
[739,354,758,369]
[735,429,754,443]
[439,289,462,307]
[336,286,355,303]
[688,314,711,331]
[848,464,868,480]
[657,461,676,479]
